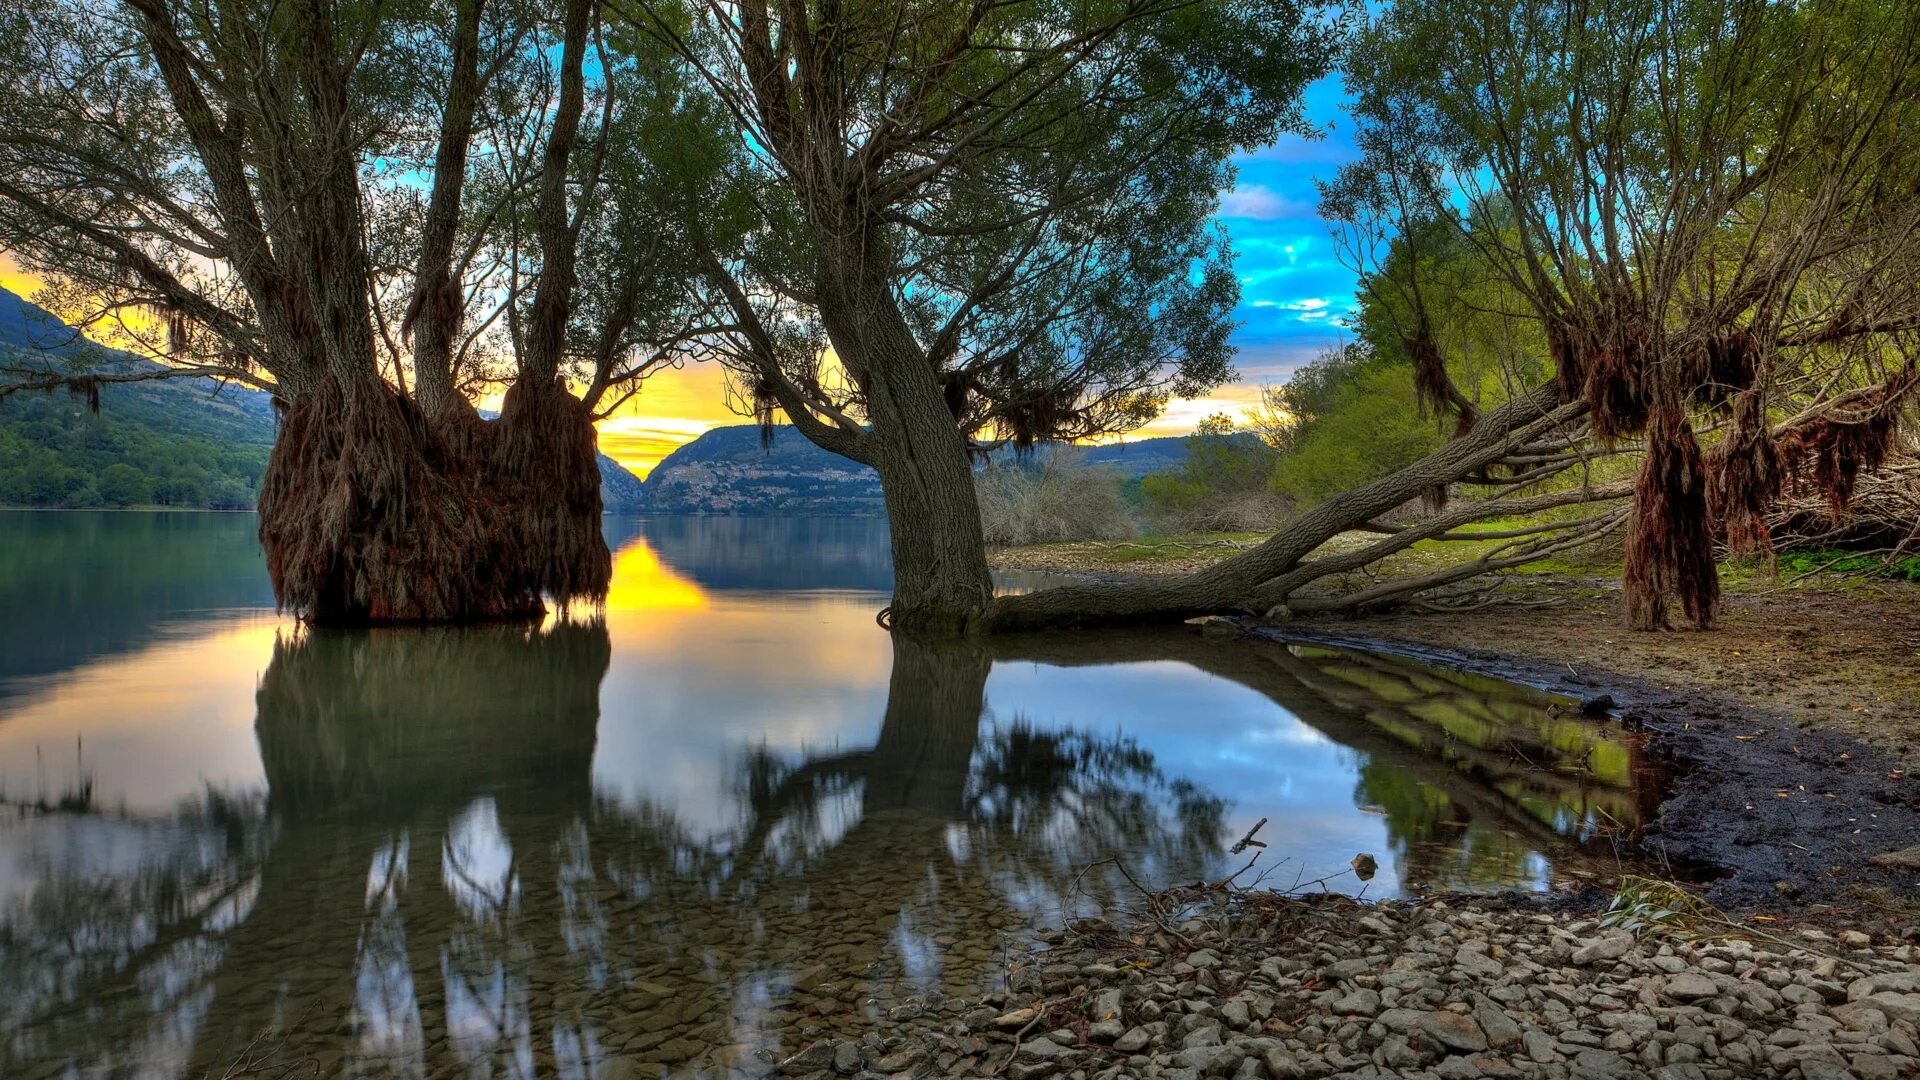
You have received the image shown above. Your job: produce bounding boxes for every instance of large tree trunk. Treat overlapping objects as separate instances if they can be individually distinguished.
[257,373,610,625]
[870,422,995,636]
[817,245,994,636]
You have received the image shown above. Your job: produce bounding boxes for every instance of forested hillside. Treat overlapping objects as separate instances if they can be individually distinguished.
[0,286,645,508]
[0,288,274,507]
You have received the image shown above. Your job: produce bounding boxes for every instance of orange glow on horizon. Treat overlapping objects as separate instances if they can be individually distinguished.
[3,251,1261,477]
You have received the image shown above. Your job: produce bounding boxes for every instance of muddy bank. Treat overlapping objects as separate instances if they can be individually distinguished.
[1233,622,1920,912]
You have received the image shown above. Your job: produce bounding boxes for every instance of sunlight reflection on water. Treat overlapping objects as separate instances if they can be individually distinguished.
[0,510,1662,1078]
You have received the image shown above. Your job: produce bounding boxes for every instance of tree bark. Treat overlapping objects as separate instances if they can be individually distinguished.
[817,243,994,635]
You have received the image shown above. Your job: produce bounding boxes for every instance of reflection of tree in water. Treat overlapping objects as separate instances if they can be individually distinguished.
[0,788,270,1071]
[1,627,1227,1078]
[984,633,1660,893]
[2,626,1656,1077]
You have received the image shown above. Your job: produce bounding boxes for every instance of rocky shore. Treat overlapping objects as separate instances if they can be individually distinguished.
[774,892,1920,1080]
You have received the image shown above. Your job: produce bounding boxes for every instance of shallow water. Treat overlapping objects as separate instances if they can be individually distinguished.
[0,510,1660,1077]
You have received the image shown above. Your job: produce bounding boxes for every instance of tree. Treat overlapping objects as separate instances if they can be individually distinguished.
[983,0,1920,632]
[96,462,150,506]
[631,0,1339,633]
[0,0,718,623]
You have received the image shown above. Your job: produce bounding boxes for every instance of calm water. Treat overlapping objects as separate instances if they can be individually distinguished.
[0,510,1660,1078]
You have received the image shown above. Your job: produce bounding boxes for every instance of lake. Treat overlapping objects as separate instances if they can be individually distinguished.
[0,510,1660,1077]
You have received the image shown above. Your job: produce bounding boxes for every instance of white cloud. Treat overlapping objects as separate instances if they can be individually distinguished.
[1217,184,1315,221]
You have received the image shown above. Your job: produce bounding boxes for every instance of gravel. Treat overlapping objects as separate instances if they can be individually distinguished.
[771,892,1920,1080]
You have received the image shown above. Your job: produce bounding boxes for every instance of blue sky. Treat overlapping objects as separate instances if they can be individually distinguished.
[1208,74,1362,393]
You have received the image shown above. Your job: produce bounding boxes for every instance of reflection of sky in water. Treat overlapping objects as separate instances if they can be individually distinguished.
[982,659,1389,889]
[0,511,1646,1077]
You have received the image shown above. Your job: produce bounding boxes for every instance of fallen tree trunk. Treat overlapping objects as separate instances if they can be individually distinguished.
[980,386,1592,631]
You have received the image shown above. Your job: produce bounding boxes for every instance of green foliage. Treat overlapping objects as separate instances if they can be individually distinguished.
[0,374,267,509]
[1140,421,1283,531]
[1267,349,1444,507]
[1777,549,1920,582]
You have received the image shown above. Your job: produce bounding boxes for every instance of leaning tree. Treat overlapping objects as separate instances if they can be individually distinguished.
[620,0,1340,633]
[982,0,1920,632]
[0,0,721,623]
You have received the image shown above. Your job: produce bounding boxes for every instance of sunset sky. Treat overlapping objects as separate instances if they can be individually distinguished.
[1,78,1361,478]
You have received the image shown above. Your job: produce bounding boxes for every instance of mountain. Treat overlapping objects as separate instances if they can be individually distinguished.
[637,423,1239,514]
[639,424,888,515]
[0,286,646,508]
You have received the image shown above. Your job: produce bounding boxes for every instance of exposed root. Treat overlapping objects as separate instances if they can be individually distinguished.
[1624,407,1718,630]
[258,373,610,626]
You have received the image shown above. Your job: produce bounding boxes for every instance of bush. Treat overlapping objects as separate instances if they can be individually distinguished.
[1140,419,1288,532]
[1269,362,1445,508]
[977,456,1139,545]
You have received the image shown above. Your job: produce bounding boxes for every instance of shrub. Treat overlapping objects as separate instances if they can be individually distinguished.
[977,455,1139,545]
[1140,418,1288,532]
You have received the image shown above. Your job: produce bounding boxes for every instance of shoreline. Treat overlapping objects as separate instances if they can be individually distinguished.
[990,541,1920,914]
[787,888,1920,1080]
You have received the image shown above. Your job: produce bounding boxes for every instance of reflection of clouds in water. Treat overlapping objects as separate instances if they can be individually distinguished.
[444,798,518,921]
[364,833,409,913]
[352,917,422,1061]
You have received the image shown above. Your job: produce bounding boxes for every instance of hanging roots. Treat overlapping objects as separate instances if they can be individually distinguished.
[259,373,610,626]
[1548,320,1585,400]
[1693,327,1760,409]
[1705,389,1782,559]
[751,375,780,451]
[1404,320,1450,416]
[1583,326,1652,443]
[1779,391,1905,521]
[1624,407,1719,631]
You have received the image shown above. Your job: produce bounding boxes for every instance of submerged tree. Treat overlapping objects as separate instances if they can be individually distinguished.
[0,0,718,623]
[623,0,1340,633]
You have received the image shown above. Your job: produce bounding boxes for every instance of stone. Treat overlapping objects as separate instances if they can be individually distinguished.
[1186,950,1223,969]
[1858,992,1920,1025]
[1417,1010,1490,1053]
[831,1041,861,1074]
[1867,844,1920,871]
[1114,1026,1151,1052]
[1523,1029,1560,1062]
[1433,1055,1484,1079]
[1849,972,1920,1001]
[1571,934,1635,966]
[1263,1047,1304,1079]
[1323,957,1374,980]
[1455,944,1507,978]
[1472,1004,1522,1050]
[777,1041,835,1075]
[1662,972,1719,1001]
[993,1008,1039,1030]
[1018,1039,1075,1060]
[1568,1048,1635,1079]
[1332,989,1381,1017]
[1175,1045,1238,1073]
